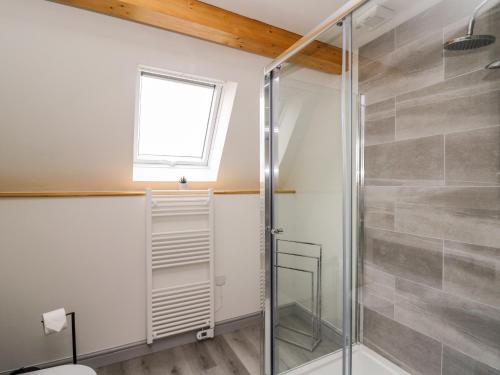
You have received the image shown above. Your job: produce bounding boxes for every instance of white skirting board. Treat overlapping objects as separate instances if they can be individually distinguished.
[146,189,215,344]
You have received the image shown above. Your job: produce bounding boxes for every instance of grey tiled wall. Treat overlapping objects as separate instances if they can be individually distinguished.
[358,2,500,374]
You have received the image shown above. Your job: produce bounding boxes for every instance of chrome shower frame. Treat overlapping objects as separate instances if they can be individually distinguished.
[261,1,368,374]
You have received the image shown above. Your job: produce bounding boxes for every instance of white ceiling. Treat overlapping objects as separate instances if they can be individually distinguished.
[202,0,349,35]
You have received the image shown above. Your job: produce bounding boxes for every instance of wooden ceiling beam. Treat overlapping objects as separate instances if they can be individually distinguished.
[49,0,342,74]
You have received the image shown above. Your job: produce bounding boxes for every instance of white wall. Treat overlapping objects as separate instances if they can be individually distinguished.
[0,0,269,191]
[0,1,267,371]
[0,195,261,372]
[214,195,261,321]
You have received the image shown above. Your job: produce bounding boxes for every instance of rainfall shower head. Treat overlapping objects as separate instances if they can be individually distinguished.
[443,0,496,51]
[485,59,500,69]
[444,34,496,51]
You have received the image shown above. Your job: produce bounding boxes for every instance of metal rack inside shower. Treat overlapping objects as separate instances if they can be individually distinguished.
[275,239,322,352]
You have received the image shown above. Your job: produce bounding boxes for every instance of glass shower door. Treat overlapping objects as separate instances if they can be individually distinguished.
[263,18,354,375]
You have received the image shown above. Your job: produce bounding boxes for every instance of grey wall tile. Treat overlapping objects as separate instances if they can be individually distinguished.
[363,292,394,319]
[395,279,451,342]
[392,186,500,210]
[359,32,444,104]
[395,69,500,139]
[396,202,500,248]
[395,5,442,48]
[366,117,395,146]
[359,30,395,65]
[363,265,395,319]
[364,178,415,186]
[365,97,396,145]
[365,208,395,230]
[363,307,442,375]
[364,264,396,296]
[365,228,443,288]
[360,2,500,372]
[365,135,444,184]
[395,278,500,370]
[389,186,500,249]
[366,186,500,244]
[445,126,500,185]
[397,90,500,140]
[395,0,477,48]
[364,185,396,202]
[444,240,500,309]
[443,346,500,375]
[366,97,395,121]
[364,186,395,230]
[397,68,500,106]
[444,5,500,79]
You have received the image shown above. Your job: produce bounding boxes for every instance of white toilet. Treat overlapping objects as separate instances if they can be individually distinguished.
[31,365,96,375]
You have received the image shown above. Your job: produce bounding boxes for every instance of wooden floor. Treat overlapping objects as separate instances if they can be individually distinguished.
[96,321,342,375]
[96,325,261,375]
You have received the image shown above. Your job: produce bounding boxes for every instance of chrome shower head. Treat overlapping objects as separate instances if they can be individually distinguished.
[444,34,496,51]
[485,59,500,69]
[444,0,496,51]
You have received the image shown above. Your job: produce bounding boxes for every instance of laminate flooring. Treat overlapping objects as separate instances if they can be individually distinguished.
[96,320,342,375]
[96,325,261,375]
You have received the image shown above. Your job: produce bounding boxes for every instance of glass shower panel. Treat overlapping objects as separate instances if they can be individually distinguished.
[268,22,348,374]
[352,0,500,374]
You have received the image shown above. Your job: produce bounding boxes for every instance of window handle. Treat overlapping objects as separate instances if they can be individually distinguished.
[270,228,284,235]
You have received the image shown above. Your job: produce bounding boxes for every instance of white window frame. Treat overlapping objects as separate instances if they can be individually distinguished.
[133,66,237,182]
[133,66,224,168]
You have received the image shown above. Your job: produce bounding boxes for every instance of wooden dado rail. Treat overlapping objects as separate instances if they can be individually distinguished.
[0,190,295,198]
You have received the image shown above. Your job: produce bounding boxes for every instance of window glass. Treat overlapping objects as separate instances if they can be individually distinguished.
[137,72,216,164]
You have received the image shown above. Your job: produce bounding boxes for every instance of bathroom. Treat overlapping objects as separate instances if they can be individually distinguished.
[0,0,499,374]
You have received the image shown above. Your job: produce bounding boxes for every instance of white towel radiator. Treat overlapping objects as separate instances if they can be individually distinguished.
[146,189,215,344]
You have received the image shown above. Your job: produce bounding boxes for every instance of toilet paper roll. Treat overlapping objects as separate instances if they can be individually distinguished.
[42,308,67,335]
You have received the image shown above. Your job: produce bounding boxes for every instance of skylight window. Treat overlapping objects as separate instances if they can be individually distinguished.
[136,71,221,165]
[133,67,237,182]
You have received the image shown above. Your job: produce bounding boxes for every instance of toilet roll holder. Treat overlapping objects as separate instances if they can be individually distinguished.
[41,311,77,365]
[9,312,77,374]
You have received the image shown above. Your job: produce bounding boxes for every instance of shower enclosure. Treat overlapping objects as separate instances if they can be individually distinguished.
[261,0,500,374]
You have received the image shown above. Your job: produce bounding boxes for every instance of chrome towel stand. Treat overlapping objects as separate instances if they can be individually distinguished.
[275,239,322,352]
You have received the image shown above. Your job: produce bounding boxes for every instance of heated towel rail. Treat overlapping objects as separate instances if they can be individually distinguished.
[146,189,215,344]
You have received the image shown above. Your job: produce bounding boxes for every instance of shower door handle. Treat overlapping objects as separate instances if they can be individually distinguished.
[270,228,284,235]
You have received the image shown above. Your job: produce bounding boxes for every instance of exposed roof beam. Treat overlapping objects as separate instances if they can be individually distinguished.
[49,0,342,74]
